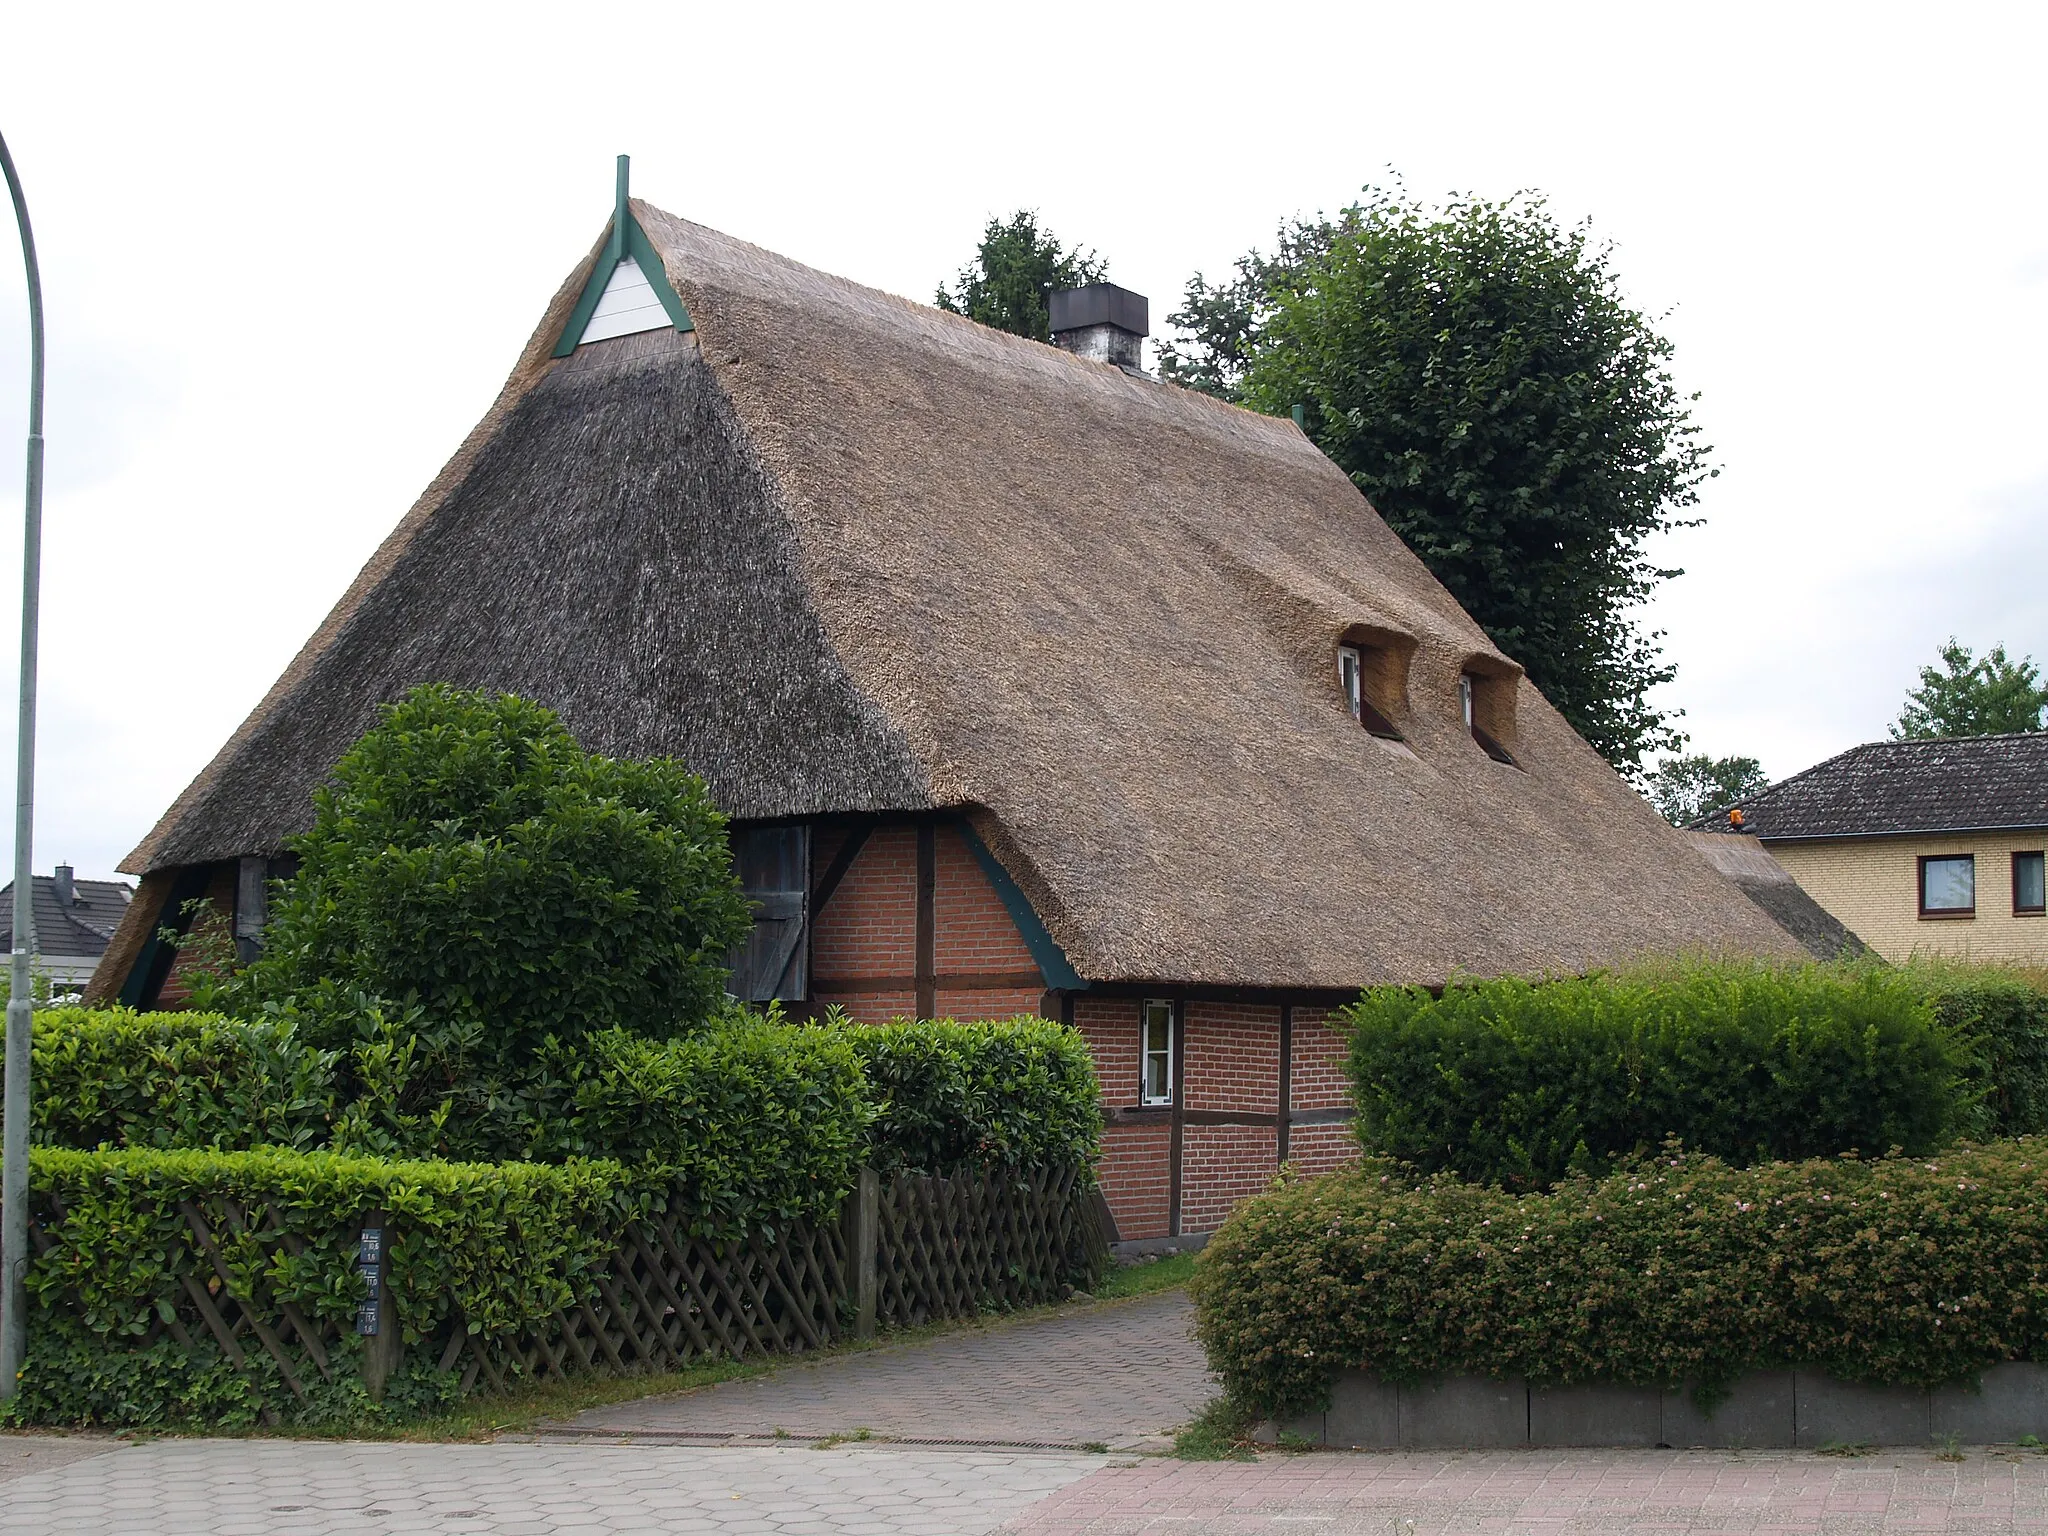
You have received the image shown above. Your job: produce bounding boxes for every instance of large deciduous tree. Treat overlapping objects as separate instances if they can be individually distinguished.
[1892,640,2048,739]
[1160,189,1712,774]
[936,211,1107,342]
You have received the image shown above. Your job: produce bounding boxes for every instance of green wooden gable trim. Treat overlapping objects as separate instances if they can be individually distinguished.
[551,154,694,358]
[957,819,1087,991]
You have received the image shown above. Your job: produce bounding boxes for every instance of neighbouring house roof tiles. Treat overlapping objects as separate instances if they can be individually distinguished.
[1697,733,2048,841]
[0,874,134,959]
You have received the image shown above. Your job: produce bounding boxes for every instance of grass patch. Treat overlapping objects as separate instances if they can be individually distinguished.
[1173,1396,1259,1461]
[1099,1251,1198,1300]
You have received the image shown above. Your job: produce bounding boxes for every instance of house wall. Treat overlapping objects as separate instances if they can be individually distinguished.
[1767,832,2048,966]
[1073,993,1359,1242]
[807,820,1046,1023]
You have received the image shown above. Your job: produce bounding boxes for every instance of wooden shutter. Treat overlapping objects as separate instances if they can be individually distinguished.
[728,824,810,1001]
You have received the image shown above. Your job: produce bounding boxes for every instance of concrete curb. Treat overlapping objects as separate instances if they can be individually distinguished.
[1262,1364,2048,1449]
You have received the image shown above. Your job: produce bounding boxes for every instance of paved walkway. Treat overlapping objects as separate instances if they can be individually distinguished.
[559,1290,1214,1453]
[0,1438,1108,1535]
[1011,1447,2048,1533]
[8,1437,2048,1533]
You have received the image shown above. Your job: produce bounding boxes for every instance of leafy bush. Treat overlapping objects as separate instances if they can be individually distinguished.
[12,1146,640,1428]
[1194,1142,2048,1418]
[1343,961,1963,1189]
[518,1023,871,1235]
[1904,962,2048,1137]
[31,1007,339,1151]
[236,685,753,1070]
[831,1016,1102,1175]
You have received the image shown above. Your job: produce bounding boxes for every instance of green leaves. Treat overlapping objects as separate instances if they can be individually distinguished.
[934,211,1108,342]
[1163,188,1707,774]
[1341,961,1969,1190]
[833,1015,1102,1177]
[1891,639,2048,739]
[1195,1144,2048,1418]
[237,685,754,1074]
[1643,753,1772,826]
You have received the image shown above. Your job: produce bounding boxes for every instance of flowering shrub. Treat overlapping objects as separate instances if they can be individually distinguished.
[1193,1142,2048,1417]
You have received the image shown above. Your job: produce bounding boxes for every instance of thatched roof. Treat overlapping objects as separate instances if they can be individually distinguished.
[1679,832,1864,960]
[124,203,1798,987]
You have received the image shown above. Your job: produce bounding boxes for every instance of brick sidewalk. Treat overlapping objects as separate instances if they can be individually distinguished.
[559,1290,1214,1453]
[0,1438,1108,1535]
[1005,1447,2048,1534]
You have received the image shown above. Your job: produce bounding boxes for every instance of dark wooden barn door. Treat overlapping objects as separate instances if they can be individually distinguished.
[728,824,810,1001]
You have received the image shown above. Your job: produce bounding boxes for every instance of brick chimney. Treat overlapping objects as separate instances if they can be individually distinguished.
[1050,283,1148,374]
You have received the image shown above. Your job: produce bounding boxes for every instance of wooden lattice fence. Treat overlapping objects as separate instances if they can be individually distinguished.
[24,1165,1106,1416]
[26,1191,362,1428]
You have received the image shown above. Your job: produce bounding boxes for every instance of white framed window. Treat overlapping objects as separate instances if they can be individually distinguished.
[1339,646,1364,721]
[1140,998,1175,1106]
[1460,671,1517,765]
[1338,644,1402,740]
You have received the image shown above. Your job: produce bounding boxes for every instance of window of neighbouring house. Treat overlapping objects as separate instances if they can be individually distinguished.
[2015,852,2046,916]
[1337,645,1403,740]
[1140,999,1174,1106]
[1919,854,1976,918]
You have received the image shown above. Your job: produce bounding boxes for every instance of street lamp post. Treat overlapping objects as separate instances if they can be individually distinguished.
[0,125,44,1401]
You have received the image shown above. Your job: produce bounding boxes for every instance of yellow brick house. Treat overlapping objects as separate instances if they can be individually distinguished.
[1702,732,2048,965]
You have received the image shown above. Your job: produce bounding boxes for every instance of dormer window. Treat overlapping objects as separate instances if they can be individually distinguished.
[1461,672,1518,765]
[1338,643,1403,740]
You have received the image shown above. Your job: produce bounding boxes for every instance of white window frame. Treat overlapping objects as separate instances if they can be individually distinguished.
[1338,645,1363,723]
[1459,672,1476,729]
[1140,998,1175,1106]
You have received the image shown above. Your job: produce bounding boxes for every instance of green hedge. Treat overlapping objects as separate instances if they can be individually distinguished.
[832,1016,1102,1176]
[10,1147,640,1429]
[1194,1143,2048,1417]
[1343,962,1964,1188]
[31,1008,339,1152]
[30,1009,1101,1222]
[520,1024,872,1236]
[1908,963,2048,1137]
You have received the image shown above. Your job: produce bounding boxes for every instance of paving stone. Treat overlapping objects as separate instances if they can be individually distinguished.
[562,1291,1213,1453]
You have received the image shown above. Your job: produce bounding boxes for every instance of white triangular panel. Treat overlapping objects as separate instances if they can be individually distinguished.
[577,256,671,346]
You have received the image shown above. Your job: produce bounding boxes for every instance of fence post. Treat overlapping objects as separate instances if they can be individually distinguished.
[356,1212,403,1401]
[852,1168,878,1340]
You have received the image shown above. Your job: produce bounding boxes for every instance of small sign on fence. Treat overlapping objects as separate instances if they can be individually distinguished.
[356,1226,383,1337]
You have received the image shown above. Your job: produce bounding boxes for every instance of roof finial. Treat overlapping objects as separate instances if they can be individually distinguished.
[612,154,630,265]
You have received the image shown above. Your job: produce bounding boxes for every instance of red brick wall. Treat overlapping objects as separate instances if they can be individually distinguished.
[933,826,1037,974]
[1183,1002,1281,1113]
[1288,1122,1360,1179]
[809,824,917,995]
[801,819,1359,1237]
[1289,1007,1352,1111]
[1099,1124,1171,1241]
[1181,1124,1279,1232]
[808,822,1044,1024]
[155,864,236,1009]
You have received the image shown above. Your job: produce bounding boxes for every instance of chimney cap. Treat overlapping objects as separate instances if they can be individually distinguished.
[1050,283,1148,339]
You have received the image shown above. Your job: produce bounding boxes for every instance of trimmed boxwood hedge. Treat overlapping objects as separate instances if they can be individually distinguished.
[1193,1143,2048,1418]
[10,1147,642,1428]
[1342,962,1966,1188]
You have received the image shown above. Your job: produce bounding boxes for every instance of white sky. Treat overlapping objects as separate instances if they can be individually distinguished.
[1,1,2043,883]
